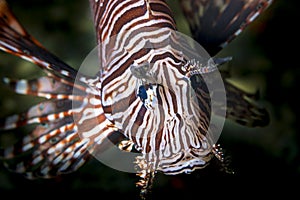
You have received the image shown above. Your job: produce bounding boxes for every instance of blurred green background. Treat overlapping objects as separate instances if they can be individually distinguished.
[0,0,299,198]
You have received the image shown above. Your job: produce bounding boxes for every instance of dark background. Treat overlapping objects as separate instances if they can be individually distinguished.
[0,0,299,198]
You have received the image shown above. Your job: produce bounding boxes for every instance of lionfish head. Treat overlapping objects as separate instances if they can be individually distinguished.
[96,28,223,175]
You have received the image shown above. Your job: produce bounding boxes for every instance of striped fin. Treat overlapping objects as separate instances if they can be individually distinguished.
[223,78,269,127]
[1,117,92,178]
[179,0,273,128]
[0,0,79,80]
[179,0,273,56]
[190,68,269,127]
[0,99,75,130]
[2,76,86,100]
[0,76,123,178]
[0,0,126,179]
[1,117,76,159]
[0,93,124,178]
[0,90,125,178]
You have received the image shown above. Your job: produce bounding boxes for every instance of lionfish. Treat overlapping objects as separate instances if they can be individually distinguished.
[0,0,272,198]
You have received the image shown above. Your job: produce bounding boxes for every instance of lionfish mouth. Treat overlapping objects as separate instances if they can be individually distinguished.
[158,148,214,175]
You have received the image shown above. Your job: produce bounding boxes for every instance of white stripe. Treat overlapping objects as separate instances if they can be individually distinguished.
[78,107,103,124]
[53,154,63,165]
[27,117,41,124]
[32,57,50,67]
[59,126,66,133]
[249,11,260,22]
[47,147,55,155]
[47,114,56,121]
[41,93,52,99]
[55,142,64,151]
[32,155,43,165]
[58,112,65,118]
[0,41,20,52]
[20,55,34,63]
[94,128,113,144]
[22,143,34,152]
[89,97,101,105]
[82,123,106,138]
[102,0,145,43]
[59,161,71,171]
[57,94,65,99]
[38,135,47,144]
[234,28,242,36]
[60,70,69,76]
[15,80,28,94]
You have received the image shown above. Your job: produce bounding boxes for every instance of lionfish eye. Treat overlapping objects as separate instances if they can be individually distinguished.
[137,85,147,102]
[137,84,157,110]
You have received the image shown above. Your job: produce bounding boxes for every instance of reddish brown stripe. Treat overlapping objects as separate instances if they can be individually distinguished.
[102,47,151,86]
[131,105,147,137]
[149,1,175,23]
[111,3,147,37]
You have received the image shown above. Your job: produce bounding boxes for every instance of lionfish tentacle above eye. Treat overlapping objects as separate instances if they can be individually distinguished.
[0,0,123,178]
